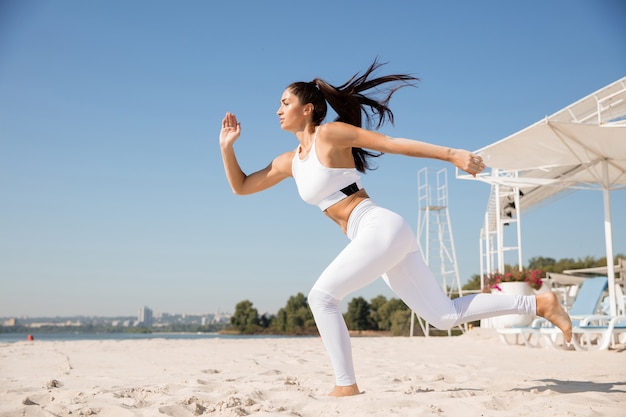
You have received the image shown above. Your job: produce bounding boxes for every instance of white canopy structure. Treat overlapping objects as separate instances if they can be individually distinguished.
[458,76,626,316]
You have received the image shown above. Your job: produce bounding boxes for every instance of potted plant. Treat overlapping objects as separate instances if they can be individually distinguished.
[483,269,545,328]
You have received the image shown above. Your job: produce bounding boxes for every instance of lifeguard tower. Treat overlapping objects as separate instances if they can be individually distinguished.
[411,167,465,336]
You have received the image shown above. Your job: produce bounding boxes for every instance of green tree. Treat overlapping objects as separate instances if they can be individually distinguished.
[272,308,288,333]
[345,297,374,331]
[369,295,388,331]
[271,293,316,335]
[462,274,482,292]
[258,313,273,329]
[390,309,412,336]
[376,298,409,331]
[230,300,259,334]
[527,256,556,271]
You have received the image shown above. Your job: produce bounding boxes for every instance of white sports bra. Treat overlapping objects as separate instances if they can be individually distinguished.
[292,128,362,211]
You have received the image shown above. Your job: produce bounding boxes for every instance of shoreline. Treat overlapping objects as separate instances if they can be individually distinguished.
[1,328,402,343]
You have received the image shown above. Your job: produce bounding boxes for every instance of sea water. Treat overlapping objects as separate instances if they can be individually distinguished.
[0,332,302,344]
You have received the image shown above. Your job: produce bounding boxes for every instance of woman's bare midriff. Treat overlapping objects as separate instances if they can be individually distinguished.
[323,189,370,234]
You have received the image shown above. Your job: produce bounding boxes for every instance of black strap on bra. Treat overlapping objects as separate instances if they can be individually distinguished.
[339,182,360,196]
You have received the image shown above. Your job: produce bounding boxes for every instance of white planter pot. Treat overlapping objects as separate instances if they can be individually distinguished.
[492,281,535,328]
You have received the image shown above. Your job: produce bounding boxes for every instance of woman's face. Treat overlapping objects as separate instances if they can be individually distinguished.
[277,88,312,131]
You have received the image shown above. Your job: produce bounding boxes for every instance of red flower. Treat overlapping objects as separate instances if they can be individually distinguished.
[484,269,544,291]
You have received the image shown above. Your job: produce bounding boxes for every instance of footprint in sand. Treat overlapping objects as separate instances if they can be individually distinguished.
[46,379,62,388]
[403,385,435,394]
[22,394,53,406]
[419,374,445,383]
[260,369,282,376]
[283,376,300,386]
[158,404,196,417]
[195,379,224,392]
[446,388,479,398]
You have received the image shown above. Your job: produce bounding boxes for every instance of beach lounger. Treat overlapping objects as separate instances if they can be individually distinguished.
[570,284,626,350]
[497,276,609,349]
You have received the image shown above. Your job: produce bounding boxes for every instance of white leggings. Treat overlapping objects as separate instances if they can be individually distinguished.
[308,199,536,386]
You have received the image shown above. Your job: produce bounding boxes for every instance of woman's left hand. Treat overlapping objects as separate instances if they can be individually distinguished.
[450,149,486,177]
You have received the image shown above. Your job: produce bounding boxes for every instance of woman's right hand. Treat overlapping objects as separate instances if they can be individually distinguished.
[219,111,291,195]
[220,112,241,147]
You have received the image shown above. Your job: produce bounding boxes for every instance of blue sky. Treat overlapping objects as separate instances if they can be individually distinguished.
[1,0,624,318]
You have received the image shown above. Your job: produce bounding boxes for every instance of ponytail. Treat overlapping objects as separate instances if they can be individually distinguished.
[288,59,418,172]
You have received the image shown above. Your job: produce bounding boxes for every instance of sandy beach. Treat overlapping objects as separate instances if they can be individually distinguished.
[1,329,625,417]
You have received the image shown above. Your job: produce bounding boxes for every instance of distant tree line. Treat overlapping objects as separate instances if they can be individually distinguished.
[526,255,624,273]
[230,293,413,336]
[231,254,624,335]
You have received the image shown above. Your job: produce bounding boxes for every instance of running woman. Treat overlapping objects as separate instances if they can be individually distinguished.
[219,60,572,397]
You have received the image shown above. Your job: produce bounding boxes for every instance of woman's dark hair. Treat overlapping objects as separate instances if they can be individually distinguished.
[287,59,418,172]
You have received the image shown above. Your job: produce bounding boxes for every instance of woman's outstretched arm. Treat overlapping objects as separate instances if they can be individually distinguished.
[219,112,292,195]
[322,122,486,176]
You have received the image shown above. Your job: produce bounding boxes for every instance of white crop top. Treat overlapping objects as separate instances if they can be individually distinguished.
[292,128,362,211]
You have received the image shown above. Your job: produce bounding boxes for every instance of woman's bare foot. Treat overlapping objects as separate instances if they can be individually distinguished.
[536,292,572,342]
[329,383,361,397]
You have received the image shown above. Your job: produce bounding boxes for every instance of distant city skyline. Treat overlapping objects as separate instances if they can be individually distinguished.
[1,307,232,320]
[1,306,232,331]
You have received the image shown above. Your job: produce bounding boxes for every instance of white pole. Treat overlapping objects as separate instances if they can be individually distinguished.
[515,187,523,271]
[602,160,617,316]
[495,183,504,272]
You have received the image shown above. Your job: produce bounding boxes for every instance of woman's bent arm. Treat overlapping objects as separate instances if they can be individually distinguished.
[219,113,292,195]
[221,146,293,195]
